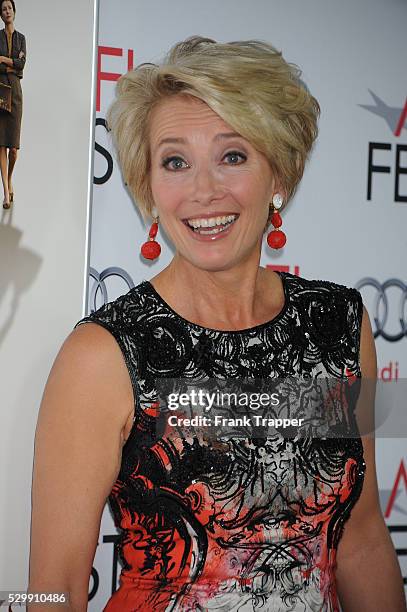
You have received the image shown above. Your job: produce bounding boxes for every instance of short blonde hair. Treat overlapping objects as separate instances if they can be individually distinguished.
[107,35,320,220]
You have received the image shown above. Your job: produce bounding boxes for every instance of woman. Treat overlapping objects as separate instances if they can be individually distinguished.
[28,37,406,611]
[0,0,25,210]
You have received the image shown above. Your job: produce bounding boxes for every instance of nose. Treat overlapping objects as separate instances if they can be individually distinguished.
[191,163,222,206]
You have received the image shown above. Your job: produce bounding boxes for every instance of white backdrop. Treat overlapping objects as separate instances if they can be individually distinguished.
[86,0,407,607]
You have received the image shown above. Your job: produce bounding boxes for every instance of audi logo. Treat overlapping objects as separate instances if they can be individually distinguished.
[355,278,407,342]
[88,267,135,313]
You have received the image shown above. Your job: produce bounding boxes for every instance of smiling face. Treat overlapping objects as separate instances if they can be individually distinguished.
[149,94,277,272]
[1,0,14,24]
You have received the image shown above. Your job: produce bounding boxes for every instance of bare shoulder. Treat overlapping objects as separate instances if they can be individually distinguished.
[360,305,377,377]
[42,321,134,443]
[259,267,286,311]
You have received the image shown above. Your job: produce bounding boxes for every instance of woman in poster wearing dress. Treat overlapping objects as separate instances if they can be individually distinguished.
[0,0,26,209]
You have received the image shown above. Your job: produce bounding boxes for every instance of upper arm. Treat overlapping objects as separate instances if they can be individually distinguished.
[28,322,134,604]
[350,304,380,516]
[337,305,383,555]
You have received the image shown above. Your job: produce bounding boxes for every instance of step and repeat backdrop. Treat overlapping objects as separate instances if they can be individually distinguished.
[84,0,407,607]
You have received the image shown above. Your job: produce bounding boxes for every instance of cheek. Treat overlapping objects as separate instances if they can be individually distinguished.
[229,176,270,211]
[222,161,272,200]
[150,174,184,213]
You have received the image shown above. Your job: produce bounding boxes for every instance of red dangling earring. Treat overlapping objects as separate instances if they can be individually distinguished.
[267,193,286,249]
[141,207,161,260]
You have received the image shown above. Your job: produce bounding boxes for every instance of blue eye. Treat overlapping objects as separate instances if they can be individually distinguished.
[224,151,247,164]
[162,156,188,171]
[161,151,247,171]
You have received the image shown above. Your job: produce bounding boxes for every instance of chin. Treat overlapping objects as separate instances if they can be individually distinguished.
[182,254,240,273]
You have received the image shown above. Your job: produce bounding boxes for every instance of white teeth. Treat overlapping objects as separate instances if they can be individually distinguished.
[186,214,238,229]
[200,225,230,235]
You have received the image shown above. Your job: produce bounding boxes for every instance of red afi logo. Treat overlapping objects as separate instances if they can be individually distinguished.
[385,459,407,518]
[359,90,407,137]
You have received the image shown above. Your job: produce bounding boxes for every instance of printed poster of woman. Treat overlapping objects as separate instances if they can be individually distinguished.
[0,0,26,210]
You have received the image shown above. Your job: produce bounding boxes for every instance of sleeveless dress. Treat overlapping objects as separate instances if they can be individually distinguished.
[75,271,366,612]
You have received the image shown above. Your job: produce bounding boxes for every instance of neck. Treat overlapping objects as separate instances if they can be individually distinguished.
[5,23,14,34]
[150,247,270,329]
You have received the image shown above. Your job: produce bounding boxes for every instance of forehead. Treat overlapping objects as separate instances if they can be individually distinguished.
[149,95,235,144]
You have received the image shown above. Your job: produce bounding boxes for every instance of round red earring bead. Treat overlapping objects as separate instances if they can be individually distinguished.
[141,240,161,260]
[267,230,286,249]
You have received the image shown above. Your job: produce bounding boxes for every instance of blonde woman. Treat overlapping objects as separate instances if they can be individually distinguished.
[28,37,405,611]
[0,0,25,209]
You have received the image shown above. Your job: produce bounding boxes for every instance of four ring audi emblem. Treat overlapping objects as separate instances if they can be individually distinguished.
[88,267,135,313]
[355,278,407,342]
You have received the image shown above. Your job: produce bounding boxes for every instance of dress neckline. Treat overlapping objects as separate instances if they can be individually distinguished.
[141,270,290,335]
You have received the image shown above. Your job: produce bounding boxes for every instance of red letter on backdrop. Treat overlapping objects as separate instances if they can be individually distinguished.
[128,49,134,71]
[385,459,407,518]
[97,46,123,112]
[266,264,300,276]
[394,98,407,137]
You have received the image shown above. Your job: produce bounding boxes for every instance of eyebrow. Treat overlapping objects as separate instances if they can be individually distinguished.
[155,132,244,151]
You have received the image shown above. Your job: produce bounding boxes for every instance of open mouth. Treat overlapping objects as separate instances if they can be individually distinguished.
[183,213,239,235]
